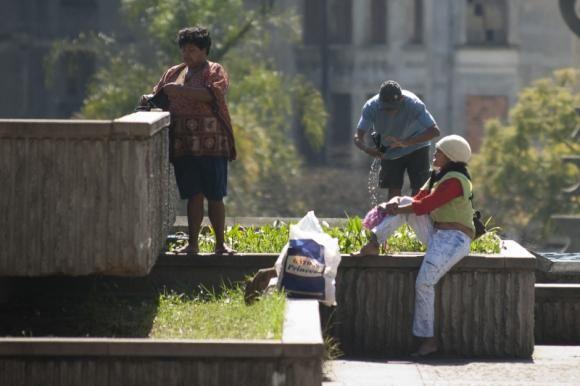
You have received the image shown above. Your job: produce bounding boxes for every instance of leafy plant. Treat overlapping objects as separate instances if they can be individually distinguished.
[470,218,502,254]
[166,217,502,254]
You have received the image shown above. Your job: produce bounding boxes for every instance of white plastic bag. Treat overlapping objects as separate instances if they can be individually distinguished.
[275,211,341,306]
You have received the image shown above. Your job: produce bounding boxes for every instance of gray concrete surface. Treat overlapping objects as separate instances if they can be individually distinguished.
[0,300,323,386]
[323,345,580,385]
[0,112,175,276]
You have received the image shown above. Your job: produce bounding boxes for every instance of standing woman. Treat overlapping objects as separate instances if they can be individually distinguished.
[356,135,475,357]
[146,26,237,255]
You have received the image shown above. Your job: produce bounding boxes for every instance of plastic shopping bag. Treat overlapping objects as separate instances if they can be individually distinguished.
[275,211,341,306]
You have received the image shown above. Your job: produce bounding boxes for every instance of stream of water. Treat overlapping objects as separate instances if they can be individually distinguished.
[368,158,381,208]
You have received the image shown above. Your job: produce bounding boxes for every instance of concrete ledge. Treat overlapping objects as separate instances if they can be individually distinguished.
[113,112,171,138]
[534,251,580,283]
[0,299,323,386]
[0,112,170,139]
[535,284,580,344]
[0,340,320,359]
[535,284,580,299]
[157,241,532,271]
[0,119,112,138]
[283,299,323,345]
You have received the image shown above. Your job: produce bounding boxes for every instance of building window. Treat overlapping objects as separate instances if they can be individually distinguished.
[331,93,352,145]
[60,0,98,37]
[465,0,507,45]
[368,0,387,44]
[303,1,324,45]
[303,0,352,45]
[410,0,423,44]
[465,95,508,152]
[327,0,352,44]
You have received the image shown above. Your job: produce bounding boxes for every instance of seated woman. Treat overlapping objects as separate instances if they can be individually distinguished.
[357,135,475,357]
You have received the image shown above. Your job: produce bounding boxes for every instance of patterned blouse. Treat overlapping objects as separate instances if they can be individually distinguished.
[153,61,236,161]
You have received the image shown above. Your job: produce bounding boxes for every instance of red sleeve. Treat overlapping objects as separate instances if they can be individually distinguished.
[411,178,463,215]
[413,189,430,201]
[153,64,185,93]
[153,68,172,94]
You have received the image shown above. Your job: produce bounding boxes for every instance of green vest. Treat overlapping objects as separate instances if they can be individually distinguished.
[423,172,475,233]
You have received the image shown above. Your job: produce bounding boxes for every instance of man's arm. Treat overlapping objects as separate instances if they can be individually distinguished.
[386,124,440,148]
[354,101,383,158]
[354,129,383,158]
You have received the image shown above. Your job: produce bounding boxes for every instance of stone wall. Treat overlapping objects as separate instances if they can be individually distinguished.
[535,284,580,344]
[323,240,535,358]
[154,240,535,358]
[0,300,323,386]
[0,112,175,276]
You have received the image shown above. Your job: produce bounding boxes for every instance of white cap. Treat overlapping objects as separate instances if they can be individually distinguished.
[436,135,472,163]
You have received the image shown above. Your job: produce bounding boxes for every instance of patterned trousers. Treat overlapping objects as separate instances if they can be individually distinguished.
[372,197,472,337]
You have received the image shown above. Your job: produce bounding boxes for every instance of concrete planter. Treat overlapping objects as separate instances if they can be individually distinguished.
[0,112,175,276]
[325,240,535,358]
[0,299,323,386]
[156,239,535,358]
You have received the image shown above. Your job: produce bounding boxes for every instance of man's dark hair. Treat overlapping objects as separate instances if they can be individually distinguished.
[379,80,402,103]
[176,26,211,54]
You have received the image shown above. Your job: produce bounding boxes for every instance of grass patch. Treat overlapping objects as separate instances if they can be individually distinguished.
[150,285,286,340]
[167,217,502,254]
[1,284,285,340]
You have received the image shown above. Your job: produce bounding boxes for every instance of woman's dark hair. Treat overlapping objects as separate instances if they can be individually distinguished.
[177,26,211,54]
[427,161,471,191]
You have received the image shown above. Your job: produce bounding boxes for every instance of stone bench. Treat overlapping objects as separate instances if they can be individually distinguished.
[0,112,175,276]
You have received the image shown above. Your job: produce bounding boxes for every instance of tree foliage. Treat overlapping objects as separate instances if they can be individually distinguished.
[47,0,327,214]
[471,68,580,243]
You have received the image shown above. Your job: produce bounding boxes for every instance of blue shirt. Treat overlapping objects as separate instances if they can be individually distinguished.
[357,90,437,160]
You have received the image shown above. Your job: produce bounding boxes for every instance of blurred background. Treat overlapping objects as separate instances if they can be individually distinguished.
[0,0,578,248]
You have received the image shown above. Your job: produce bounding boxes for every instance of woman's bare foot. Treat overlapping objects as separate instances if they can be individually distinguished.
[411,337,438,358]
[215,244,236,255]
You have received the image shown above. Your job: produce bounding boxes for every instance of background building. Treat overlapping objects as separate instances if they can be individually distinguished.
[0,0,123,118]
[0,0,578,163]
[271,0,579,163]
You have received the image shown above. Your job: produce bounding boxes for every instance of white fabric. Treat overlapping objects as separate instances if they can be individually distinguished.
[371,196,472,337]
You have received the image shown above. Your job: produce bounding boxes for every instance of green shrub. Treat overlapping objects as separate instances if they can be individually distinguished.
[167,217,501,254]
